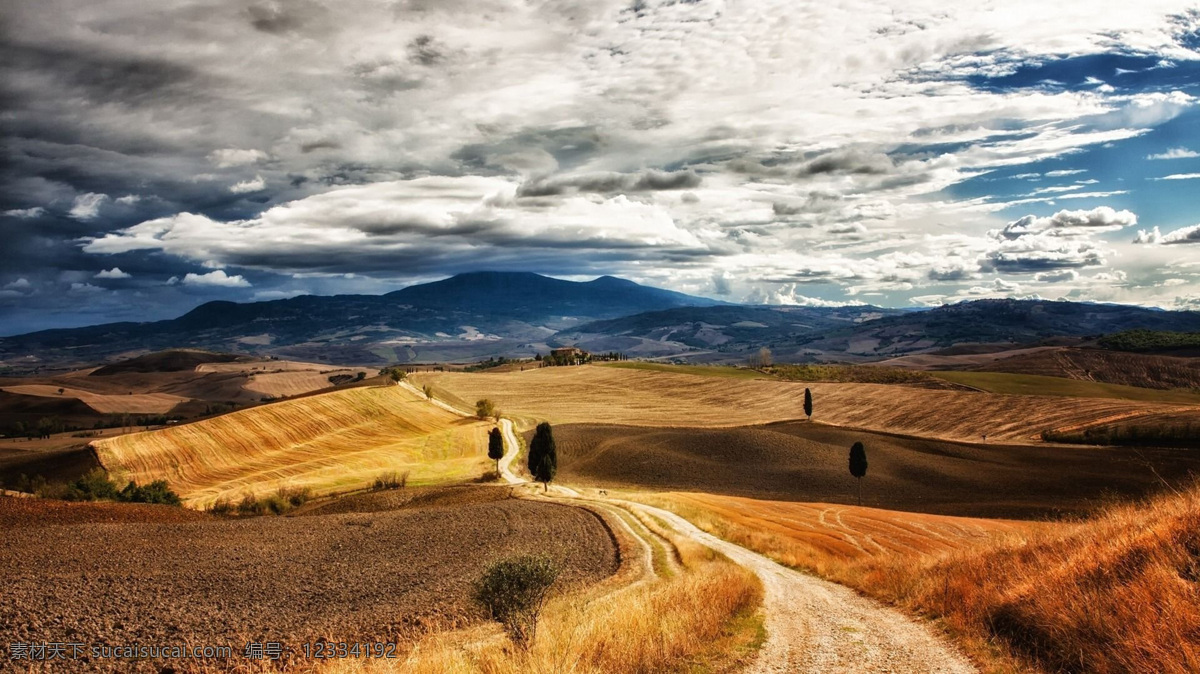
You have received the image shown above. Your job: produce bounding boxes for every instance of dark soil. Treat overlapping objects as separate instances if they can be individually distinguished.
[0,445,101,487]
[0,488,618,672]
[0,390,105,432]
[0,495,208,528]
[89,350,251,376]
[547,422,1200,519]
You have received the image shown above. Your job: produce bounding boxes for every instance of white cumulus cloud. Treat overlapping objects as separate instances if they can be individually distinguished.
[1146,147,1199,160]
[209,148,269,168]
[229,175,266,194]
[181,270,251,287]
[68,193,108,220]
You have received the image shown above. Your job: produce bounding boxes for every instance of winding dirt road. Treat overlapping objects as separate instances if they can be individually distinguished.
[496,419,522,484]
[413,385,975,672]
[625,501,976,673]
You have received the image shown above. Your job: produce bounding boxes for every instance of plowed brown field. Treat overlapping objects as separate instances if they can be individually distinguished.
[0,487,617,673]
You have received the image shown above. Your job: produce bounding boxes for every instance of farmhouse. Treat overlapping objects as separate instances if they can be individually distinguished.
[550,347,587,359]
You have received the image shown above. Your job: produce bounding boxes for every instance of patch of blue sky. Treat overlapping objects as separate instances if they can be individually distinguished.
[964,52,1200,95]
[943,106,1200,232]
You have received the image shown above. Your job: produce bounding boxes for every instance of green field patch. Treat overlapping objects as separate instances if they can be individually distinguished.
[931,371,1200,404]
[600,361,769,380]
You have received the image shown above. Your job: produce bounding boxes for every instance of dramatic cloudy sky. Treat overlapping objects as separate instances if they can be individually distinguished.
[3,1,1200,333]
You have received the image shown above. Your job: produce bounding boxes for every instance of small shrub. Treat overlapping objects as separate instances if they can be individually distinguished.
[14,473,47,495]
[476,398,497,419]
[277,485,312,508]
[73,468,120,500]
[120,479,183,506]
[208,498,234,515]
[473,555,560,648]
[261,493,289,515]
[372,470,409,491]
[237,493,266,515]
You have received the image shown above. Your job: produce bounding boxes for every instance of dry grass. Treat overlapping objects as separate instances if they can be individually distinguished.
[637,486,1200,674]
[0,384,187,414]
[243,370,352,397]
[632,492,1030,569]
[93,385,492,507]
[412,366,1200,443]
[308,506,763,674]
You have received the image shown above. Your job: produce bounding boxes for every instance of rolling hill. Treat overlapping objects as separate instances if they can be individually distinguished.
[92,384,493,507]
[413,365,1200,444]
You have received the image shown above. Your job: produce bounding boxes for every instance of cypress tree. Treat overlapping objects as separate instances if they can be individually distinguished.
[803,388,813,420]
[528,422,557,492]
[848,441,868,505]
[488,427,505,476]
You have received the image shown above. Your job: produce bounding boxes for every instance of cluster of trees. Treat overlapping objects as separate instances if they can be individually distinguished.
[535,351,591,367]
[13,468,182,506]
[4,417,68,440]
[1097,330,1200,353]
[747,347,773,369]
[1043,423,1198,448]
[464,357,514,373]
[3,413,188,440]
[773,364,937,385]
[379,367,407,383]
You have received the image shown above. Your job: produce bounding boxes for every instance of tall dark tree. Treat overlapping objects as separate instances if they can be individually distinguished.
[803,388,813,420]
[528,422,557,492]
[848,441,868,505]
[488,427,505,476]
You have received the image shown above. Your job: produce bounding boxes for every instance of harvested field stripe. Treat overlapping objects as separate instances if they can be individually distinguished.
[92,384,493,507]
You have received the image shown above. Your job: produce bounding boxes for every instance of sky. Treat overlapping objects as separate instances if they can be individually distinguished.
[2,0,1200,335]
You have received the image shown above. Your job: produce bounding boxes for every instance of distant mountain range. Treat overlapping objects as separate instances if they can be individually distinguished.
[572,299,1200,363]
[0,272,724,369]
[2,272,1198,370]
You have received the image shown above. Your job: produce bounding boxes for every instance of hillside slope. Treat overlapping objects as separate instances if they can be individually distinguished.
[547,422,1199,517]
[93,385,492,506]
[414,365,1200,443]
[968,347,1200,391]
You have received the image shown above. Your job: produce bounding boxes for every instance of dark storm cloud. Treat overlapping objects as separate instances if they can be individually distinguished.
[981,248,1105,273]
[2,41,208,109]
[300,141,342,154]
[247,1,331,35]
[517,169,701,197]
[451,127,606,174]
[798,149,896,176]
[407,35,445,66]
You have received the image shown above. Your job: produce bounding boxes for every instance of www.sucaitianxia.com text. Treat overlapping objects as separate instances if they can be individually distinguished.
[6,641,403,662]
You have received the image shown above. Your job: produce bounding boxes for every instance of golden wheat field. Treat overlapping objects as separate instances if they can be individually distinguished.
[413,365,1200,442]
[0,384,188,414]
[242,370,353,397]
[634,492,1030,563]
[92,385,492,507]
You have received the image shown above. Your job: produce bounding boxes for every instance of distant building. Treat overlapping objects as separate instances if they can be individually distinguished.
[550,347,586,358]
